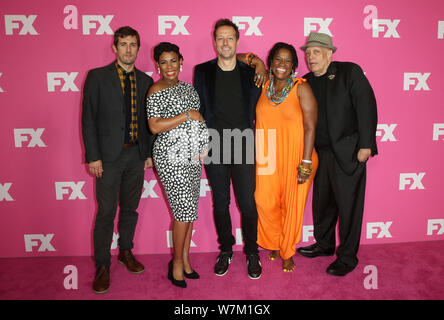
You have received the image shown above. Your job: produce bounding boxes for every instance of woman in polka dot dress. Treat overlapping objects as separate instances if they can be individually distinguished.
[147,42,208,288]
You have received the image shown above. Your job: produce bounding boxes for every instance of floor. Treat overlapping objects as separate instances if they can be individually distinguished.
[1,240,443,301]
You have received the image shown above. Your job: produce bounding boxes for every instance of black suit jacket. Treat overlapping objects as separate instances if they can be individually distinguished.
[304,61,378,175]
[193,59,261,130]
[82,62,154,163]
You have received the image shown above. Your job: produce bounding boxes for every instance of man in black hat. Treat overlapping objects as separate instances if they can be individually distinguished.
[297,32,378,276]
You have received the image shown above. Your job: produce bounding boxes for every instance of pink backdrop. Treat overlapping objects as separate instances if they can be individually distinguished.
[1,0,443,258]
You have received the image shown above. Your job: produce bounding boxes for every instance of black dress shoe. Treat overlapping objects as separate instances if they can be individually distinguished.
[326,260,356,276]
[168,260,187,288]
[214,252,232,276]
[297,243,334,258]
[246,254,262,280]
[184,269,200,279]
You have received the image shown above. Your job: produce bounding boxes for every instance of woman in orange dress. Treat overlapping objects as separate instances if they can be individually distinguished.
[255,42,318,272]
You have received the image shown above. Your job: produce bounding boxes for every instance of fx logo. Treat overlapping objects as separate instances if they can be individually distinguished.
[0,72,4,92]
[433,123,444,141]
[158,16,190,35]
[366,222,392,239]
[143,179,210,198]
[111,233,119,249]
[376,124,397,141]
[427,219,444,236]
[4,15,38,35]
[141,180,159,198]
[14,128,46,148]
[24,234,56,252]
[302,225,314,242]
[55,182,87,200]
[232,16,263,36]
[82,15,113,35]
[403,73,431,91]
[200,179,211,197]
[235,228,244,245]
[0,183,14,201]
[438,21,444,39]
[47,72,79,92]
[304,18,333,36]
[372,19,400,38]
[399,173,425,190]
[63,5,113,35]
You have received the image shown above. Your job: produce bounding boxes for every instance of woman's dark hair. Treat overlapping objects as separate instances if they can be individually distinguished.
[113,26,140,48]
[267,42,298,71]
[153,42,183,62]
[213,18,239,40]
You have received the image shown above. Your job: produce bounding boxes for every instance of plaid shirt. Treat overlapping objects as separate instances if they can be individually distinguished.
[115,61,138,142]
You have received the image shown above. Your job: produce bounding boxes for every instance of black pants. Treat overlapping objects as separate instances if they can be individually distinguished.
[312,147,366,267]
[204,134,258,255]
[93,145,145,267]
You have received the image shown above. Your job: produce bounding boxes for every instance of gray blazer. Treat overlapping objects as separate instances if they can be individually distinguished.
[82,62,154,163]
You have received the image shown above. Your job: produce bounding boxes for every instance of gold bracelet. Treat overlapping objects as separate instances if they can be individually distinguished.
[298,163,313,175]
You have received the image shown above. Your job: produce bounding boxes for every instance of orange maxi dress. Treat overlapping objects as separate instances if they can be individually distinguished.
[255,78,318,260]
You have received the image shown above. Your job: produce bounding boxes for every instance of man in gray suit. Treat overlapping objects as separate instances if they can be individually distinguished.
[82,26,154,293]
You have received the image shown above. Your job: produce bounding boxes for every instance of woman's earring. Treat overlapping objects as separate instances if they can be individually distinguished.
[157,67,160,74]
[180,64,183,72]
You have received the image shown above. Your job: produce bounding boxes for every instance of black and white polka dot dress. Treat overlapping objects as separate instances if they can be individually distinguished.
[147,81,209,222]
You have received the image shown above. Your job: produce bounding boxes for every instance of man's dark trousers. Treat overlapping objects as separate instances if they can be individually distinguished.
[312,147,367,267]
[93,145,144,267]
[205,138,258,255]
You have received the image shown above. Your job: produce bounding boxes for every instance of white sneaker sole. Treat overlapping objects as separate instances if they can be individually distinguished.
[215,257,232,277]
[248,274,261,280]
[247,260,262,280]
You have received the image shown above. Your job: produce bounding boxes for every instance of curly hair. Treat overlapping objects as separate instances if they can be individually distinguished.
[153,42,183,62]
[267,42,298,72]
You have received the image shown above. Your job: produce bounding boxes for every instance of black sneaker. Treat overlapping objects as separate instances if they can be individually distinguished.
[214,252,233,276]
[246,254,262,280]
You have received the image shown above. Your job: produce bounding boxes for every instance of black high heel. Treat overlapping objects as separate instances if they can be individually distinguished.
[168,260,187,288]
[184,269,200,279]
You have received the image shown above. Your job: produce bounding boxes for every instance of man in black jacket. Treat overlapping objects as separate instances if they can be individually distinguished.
[297,32,378,276]
[82,26,154,293]
[193,19,262,279]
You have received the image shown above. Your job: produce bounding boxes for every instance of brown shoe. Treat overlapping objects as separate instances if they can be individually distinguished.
[118,250,145,274]
[93,266,110,294]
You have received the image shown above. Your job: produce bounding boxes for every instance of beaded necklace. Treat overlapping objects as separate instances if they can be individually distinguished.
[266,72,296,106]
